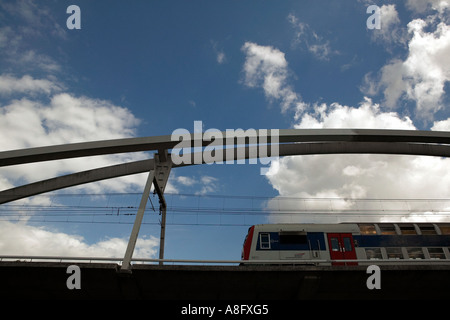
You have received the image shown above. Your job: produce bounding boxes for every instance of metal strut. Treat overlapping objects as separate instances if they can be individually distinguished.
[121,150,172,272]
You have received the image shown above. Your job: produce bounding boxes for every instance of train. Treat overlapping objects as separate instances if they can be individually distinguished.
[241,222,450,265]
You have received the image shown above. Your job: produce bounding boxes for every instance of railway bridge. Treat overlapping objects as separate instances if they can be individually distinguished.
[1,129,450,301]
[1,258,449,300]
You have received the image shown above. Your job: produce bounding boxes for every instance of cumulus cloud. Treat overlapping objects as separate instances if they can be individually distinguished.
[241,5,450,223]
[406,0,450,14]
[370,4,407,46]
[363,4,450,119]
[0,78,140,148]
[241,42,304,113]
[432,117,450,130]
[0,74,181,258]
[0,220,158,258]
[265,98,450,223]
[0,90,149,192]
[294,97,414,129]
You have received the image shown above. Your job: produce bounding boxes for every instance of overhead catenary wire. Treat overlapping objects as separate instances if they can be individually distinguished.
[1,192,450,226]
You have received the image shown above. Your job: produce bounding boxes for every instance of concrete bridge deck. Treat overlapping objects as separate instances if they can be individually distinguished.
[1,261,449,300]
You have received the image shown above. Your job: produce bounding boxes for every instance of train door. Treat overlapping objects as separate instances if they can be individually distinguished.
[327,233,357,266]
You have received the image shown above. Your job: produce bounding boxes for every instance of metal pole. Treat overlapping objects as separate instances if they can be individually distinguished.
[121,169,155,272]
[152,151,171,266]
[159,205,167,265]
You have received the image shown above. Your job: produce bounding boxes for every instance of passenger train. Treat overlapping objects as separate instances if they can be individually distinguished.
[241,223,450,265]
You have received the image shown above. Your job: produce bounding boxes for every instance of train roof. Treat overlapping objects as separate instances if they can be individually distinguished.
[251,223,361,233]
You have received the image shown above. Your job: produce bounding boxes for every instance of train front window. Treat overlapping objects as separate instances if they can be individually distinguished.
[259,233,271,249]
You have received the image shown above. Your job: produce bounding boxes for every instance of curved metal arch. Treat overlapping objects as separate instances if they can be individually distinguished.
[1,140,450,204]
[1,128,450,167]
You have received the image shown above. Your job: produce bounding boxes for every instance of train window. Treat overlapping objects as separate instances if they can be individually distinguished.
[428,248,445,259]
[330,237,340,252]
[259,233,271,249]
[438,224,450,235]
[359,224,377,235]
[418,224,437,235]
[279,232,307,245]
[379,224,396,235]
[399,224,417,235]
[343,237,353,252]
[406,247,425,259]
[365,248,382,259]
[386,248,403,259]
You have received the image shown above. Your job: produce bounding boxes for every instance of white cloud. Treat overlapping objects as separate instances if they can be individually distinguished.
[174,175,218,195]
[0,92,140,150]
[42,93,141,143]
[176,176,197,186]
[211,40,226,64]
[0,220,158,258]
[432,117,450,130]
[0,26,21,49]
[0,74,172,258]
[0,89,152,195]
[406,0,450,14]
[0,70,170,256]
[363,12,450,119]
[0,74,61,96]
[238,6,450,224]
[370,4,407,46]
[287,13,336,60]
[0,0,67,40]
[15,50,62,73]
[0,2,65,74]
[294,97,414,129]
[216,51,226,64]
[266,98,450,223]
[241,42,304,113]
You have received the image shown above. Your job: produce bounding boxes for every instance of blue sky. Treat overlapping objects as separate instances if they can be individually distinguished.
[1,0,450,262]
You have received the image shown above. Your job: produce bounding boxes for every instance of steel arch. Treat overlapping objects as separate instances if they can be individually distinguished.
[1,129,450,204]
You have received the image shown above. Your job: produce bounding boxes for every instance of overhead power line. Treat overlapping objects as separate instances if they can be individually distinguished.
[1,192,450,227]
